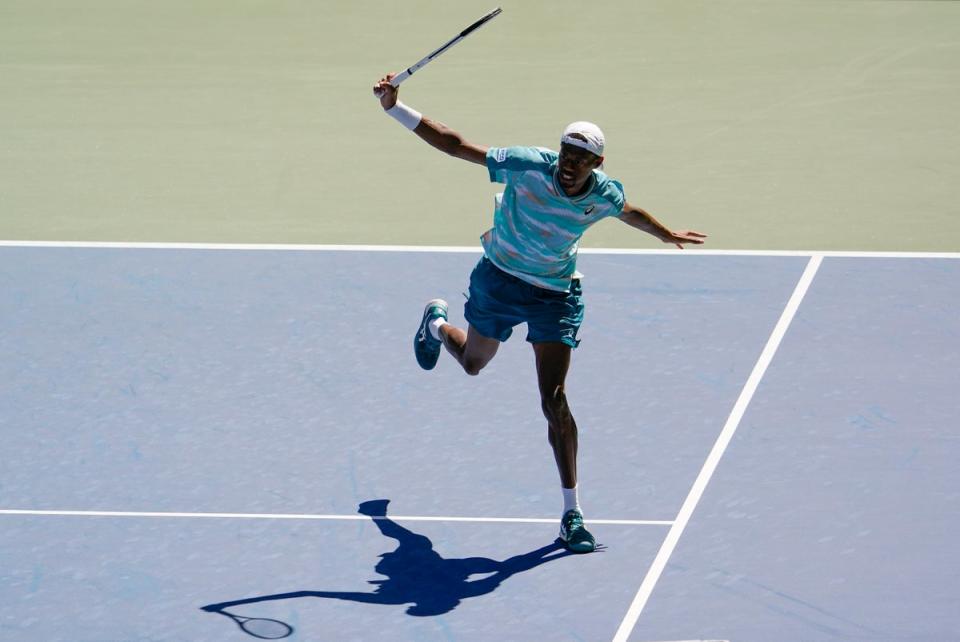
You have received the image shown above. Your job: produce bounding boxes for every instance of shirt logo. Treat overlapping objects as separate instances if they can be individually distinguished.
[584,205,595,216]
[496,148,507,162]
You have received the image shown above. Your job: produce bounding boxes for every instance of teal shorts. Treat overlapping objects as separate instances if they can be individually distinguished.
[464,257,584,348]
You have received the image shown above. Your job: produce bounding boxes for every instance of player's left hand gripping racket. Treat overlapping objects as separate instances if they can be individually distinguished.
[388,7,502,88]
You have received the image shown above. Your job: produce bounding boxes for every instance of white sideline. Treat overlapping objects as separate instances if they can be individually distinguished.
[611,255,823,642]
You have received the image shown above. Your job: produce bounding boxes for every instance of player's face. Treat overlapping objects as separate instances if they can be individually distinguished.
[557,143,603,196]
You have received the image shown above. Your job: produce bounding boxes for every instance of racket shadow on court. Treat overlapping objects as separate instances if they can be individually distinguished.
[201,498,593,638]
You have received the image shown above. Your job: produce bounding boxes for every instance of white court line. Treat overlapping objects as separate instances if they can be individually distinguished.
[611,254,824,642]
[0,240,958,259]
[0,509,672,526]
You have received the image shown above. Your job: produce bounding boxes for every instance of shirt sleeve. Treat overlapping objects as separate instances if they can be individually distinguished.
[606,179,626,214]
[486,146,556,184]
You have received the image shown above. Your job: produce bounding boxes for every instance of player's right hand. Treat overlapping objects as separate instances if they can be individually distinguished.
[373,73,399,110]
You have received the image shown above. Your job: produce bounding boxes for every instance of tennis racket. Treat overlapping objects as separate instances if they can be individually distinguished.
[389,7,503,87]
[214,609,293,639]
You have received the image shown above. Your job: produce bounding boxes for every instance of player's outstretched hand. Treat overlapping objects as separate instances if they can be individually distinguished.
[666,230,708,249]
[373,73,399,110]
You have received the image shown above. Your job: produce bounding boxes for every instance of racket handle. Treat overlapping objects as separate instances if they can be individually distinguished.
[389,69,412,88]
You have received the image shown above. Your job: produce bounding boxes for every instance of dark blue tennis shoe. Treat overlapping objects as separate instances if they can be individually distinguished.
[414,299,448,370]
[559,509,596,553]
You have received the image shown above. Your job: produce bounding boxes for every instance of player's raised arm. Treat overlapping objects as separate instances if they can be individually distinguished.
[618,201,708,249]
[373,72,489,166]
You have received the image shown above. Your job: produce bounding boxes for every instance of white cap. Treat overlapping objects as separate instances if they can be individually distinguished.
[561,121,605,157]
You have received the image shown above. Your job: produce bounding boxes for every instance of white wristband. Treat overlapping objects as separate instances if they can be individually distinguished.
[386,101,422,131]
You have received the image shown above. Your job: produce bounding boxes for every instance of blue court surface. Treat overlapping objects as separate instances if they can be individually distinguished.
[1,245,958,642]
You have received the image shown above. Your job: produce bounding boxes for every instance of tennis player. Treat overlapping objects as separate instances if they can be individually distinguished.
[374,72,706,553]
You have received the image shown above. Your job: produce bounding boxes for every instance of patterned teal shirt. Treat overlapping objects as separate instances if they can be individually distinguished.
[483,146,626,292]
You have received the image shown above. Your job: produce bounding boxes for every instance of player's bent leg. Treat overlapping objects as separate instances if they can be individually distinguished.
[441,323,500,375]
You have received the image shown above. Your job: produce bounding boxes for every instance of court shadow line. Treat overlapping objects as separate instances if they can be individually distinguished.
[200,499,583,637]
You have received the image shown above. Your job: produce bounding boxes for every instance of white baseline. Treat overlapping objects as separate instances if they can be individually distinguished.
[0,240,957,259]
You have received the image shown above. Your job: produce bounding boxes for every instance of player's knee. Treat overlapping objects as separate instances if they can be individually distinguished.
[462,356,487,376]
[541,387,570,424]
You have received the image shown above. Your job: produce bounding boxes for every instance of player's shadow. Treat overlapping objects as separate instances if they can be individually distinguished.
[201,499,583,637]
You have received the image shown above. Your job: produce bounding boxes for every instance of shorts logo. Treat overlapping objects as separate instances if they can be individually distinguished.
[496,148,507,163]
[584,205,595,216]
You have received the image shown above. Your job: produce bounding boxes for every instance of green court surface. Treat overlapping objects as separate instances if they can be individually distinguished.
[1,1,958,251]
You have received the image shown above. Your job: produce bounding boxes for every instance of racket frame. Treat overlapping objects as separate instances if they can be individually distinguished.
[389,7,502,87]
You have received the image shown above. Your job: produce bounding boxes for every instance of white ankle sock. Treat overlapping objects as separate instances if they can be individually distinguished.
[428,317,447,340]
[562,485,581,515]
